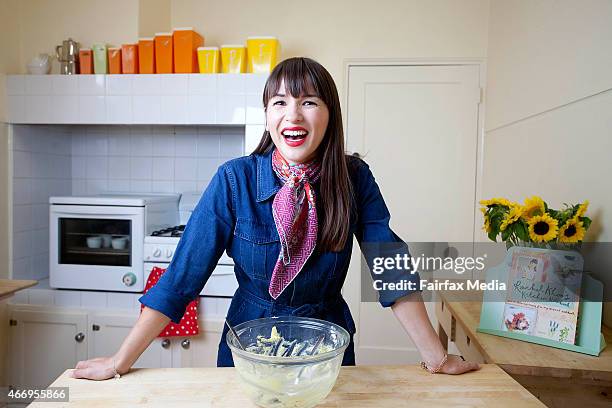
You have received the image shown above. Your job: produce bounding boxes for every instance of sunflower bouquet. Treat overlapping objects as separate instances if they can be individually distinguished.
[480,196,591,247]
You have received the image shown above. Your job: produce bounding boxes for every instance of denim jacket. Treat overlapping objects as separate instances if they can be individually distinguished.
[139,148,419,366]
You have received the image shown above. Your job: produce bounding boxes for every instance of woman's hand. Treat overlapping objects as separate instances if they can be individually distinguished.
[69,357,124,380]
[438,355,480,375]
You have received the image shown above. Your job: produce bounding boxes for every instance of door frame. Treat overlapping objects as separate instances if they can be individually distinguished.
[340,59,488,354]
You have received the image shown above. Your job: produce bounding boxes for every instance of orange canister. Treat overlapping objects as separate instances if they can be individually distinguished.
[155,32,173,73]
[121,44,139,74]
[173,27,204,73]
[108,48,122,74]
[138,38,155,74]
[78,49,93,74]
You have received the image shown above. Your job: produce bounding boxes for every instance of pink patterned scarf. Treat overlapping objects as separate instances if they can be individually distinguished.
[269,149,321,299]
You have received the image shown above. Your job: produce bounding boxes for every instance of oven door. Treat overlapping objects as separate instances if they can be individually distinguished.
[50,204,145,292]
[143,262,238,297]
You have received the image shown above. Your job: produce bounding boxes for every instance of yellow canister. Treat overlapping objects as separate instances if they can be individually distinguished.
[197,46,220,73]
[220,45,246,74]
[246,36,279,73]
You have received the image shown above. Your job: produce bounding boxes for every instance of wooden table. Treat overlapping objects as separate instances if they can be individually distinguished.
[0,279,37,301]
[26,365,544,407]
[435,290,612,408]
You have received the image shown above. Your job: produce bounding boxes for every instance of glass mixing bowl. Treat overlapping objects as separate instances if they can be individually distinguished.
[226,316,350,408]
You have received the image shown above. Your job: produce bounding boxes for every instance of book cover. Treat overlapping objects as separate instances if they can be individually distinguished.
[501,248,583,344]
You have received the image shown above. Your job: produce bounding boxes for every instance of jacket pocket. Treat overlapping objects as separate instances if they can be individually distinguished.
[234,218,280,281]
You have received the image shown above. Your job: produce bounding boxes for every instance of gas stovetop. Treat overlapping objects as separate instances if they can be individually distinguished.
[150,225,185,237]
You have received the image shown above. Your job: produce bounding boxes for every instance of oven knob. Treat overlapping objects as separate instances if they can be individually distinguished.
[122,272,137,287]
[165,249,173,259]
[153,249,162,257]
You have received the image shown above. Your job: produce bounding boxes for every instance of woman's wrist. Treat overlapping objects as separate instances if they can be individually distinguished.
[419,344,447,369]
[420,353,448,374]
[112,353,131,375]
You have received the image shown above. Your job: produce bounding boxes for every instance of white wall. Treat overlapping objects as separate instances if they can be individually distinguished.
[483,0,612,325]
[171,0,491,91]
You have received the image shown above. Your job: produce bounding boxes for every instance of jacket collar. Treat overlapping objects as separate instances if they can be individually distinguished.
[256,148,281,202]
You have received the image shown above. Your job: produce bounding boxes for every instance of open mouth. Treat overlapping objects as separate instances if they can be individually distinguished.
[281,128,308,147]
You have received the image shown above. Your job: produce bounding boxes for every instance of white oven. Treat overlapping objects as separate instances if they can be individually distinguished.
[49,194,179,292]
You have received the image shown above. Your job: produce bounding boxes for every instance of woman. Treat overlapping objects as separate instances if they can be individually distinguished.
[71,57,479,379]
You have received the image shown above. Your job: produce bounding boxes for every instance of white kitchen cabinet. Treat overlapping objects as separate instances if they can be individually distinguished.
[172,318,224,368]
[87,312,172,369]
[7,308,87,389]
[6,305,224,389]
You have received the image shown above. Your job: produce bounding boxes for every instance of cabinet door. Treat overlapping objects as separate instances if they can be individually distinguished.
[8,309,88,388]
[173,319,224,368]
[88,313,172,368]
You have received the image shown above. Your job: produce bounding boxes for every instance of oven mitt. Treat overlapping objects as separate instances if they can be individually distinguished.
[140,266,200,337]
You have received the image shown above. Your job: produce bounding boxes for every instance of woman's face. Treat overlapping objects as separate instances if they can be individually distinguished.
[265,80,329,164]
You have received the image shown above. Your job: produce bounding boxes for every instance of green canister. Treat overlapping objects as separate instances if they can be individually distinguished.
[92,43,107,74]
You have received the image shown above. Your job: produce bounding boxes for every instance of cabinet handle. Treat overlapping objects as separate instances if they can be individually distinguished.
[161,339,171,349]
[74,332,85,343]
[181,339,190,349]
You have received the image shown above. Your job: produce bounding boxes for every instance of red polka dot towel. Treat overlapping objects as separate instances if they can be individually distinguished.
[140,266,199,337]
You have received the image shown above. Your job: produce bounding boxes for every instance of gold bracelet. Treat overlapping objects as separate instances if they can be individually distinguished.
[112,358,121,379]
[420,353,448,374]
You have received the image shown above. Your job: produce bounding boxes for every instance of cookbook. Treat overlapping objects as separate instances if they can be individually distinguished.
[501,248,583,344]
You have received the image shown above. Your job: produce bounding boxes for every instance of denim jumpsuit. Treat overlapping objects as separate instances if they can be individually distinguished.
[139,149,419,366]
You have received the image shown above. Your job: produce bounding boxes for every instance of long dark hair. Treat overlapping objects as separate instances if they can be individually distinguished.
[253,57,353,252]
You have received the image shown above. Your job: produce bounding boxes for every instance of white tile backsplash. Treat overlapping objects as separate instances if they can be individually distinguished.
[109,156,131,179]
[86,156,109,179]
[130,179,152,192]
[81,291,107,308]
[11,123,244,282]
[107,292,135,309]
[54,291,82,307]
[161,74,189,95]
[152,158,174,180]
[29,289,54,306]
[52,75,79,95]
[130,156,153,180]
[78,75,105,95]
[174,132,198,157]
[174,158,197,181]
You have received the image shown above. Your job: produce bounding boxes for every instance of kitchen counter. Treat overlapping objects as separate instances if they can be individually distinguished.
[29,364,544,407]
[436,290,612,407]
[0,279,37,301]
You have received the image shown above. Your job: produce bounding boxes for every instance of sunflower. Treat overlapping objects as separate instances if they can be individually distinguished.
[522,196,545,219]
[558,217,586,243]
[479,197,512,208]
[528,214,559,243]
[500,205,524,231]
[576,200,589,217]
[482,214,492,233]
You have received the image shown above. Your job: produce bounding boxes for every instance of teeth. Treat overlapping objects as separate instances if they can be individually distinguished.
[282,130,308,137]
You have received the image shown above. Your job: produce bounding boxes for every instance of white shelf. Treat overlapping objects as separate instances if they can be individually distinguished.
[5,74,268,126]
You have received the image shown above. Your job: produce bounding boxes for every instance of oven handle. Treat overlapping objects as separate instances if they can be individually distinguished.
[52,209,141,218]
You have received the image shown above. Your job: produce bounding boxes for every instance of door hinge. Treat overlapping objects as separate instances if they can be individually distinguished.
[9,319,17,326]
[479,87,484,105]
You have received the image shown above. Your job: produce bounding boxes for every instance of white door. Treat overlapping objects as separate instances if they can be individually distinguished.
[344,64,481,364]
[8,309,88,388]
